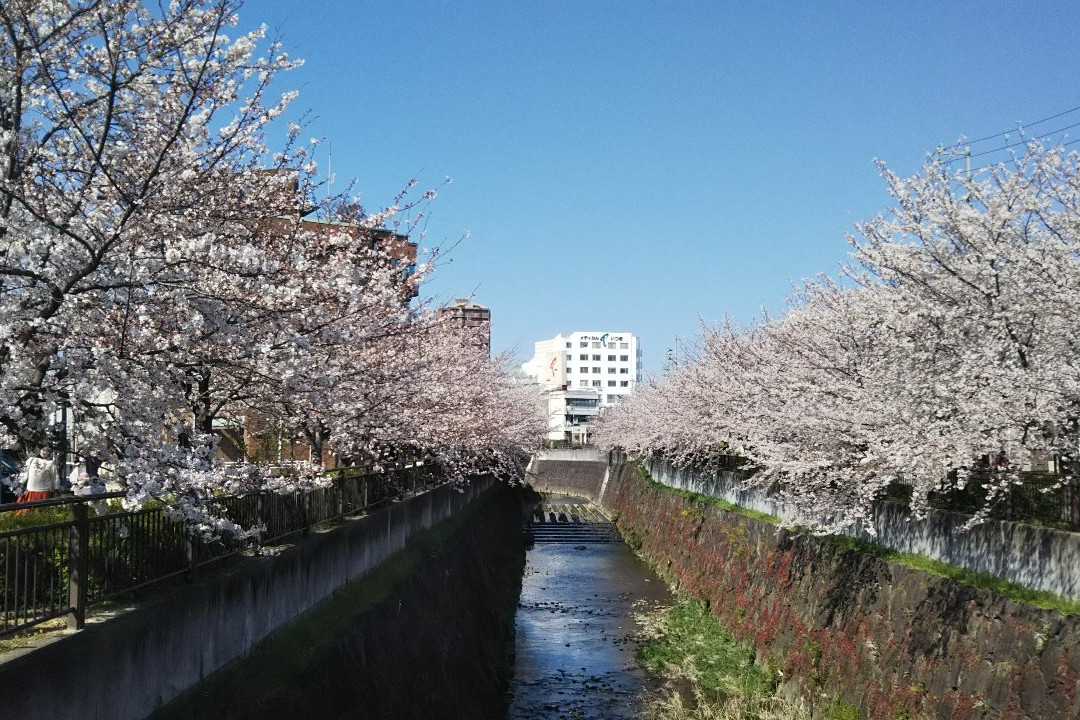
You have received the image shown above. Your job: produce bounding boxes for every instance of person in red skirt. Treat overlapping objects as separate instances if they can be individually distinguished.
[15,447,58,514]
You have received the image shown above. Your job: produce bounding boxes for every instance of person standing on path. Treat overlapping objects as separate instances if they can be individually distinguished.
[15,447,58,513]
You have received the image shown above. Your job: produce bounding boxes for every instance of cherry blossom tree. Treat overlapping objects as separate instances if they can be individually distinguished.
[595,143,1080,529]
[0,0,312,528]
[0,0,545,537]
[387,311,546,482]
[264,305,545,484]
[842,144,1080,522]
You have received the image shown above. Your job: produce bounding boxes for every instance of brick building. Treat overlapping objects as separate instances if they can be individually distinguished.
[438,298,491,355]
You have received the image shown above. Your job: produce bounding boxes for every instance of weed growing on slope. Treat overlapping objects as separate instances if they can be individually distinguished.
[636,599,814,719]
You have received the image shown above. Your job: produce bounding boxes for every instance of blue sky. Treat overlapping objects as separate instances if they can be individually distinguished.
[243,0,1080,374]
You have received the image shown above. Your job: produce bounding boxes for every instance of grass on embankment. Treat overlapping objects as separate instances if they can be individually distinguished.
[632,462,1080,617]
[636,599,868,720]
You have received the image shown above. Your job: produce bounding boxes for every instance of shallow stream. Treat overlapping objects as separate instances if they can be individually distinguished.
[506,496,672,719]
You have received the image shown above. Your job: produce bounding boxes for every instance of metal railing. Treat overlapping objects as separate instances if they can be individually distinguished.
[884,471,1080,531]
[0,464,443,638]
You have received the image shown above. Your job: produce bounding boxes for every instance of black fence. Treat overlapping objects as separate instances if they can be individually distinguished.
[885,471,1080,531]
[544,439,593,450]
[0,464,442,638]
[674,448,1079,531]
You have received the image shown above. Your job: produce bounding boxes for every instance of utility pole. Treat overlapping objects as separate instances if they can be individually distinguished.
[59,395,69,490]
[667,335,681,368]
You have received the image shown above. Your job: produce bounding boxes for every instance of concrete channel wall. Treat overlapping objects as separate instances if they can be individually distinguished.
[155,483,528,720]
[524,448,610,502]
[531,448,1080,602]
[0,477,494,720]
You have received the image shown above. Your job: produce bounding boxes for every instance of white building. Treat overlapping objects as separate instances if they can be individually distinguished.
[522,331,641,405]
[521,331,641,443]
[544,387,601,444]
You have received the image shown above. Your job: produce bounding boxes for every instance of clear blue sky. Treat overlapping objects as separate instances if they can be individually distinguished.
[243,0,1080,374]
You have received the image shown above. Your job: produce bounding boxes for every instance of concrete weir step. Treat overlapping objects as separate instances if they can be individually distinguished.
[526,500,621,544]
[527,524,622,539]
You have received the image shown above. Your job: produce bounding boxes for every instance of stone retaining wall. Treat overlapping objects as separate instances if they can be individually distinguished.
[602,461,1080,719]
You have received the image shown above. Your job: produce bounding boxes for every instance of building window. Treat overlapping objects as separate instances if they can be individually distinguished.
[579,380,588,387]
[592,342,600,348]
[607,343,615,349]
[580,341,588,347]
[619,342,628,349]
[591,380,601,387]
[607,354,615,361]
[620,355,628,361]
[620,381,629,387]
[592,354,600,361]
[607,380,616,387]
[566,367,571,373]
[579,354,588,361]
[619,368,628,374]
[566,342,571,348]
[592,367,600,373]
[607,368,616,374]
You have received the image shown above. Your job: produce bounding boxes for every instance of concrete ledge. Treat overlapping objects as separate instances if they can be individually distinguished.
[532,448,608,463]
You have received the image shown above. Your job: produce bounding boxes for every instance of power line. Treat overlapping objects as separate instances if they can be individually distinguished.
[966,120,1080,159]
[942,115,1080,167]
[963,103,1080,145]
[940,136,1080,178]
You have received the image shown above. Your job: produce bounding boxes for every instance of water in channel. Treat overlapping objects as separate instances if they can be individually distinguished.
[507,495,672,719]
